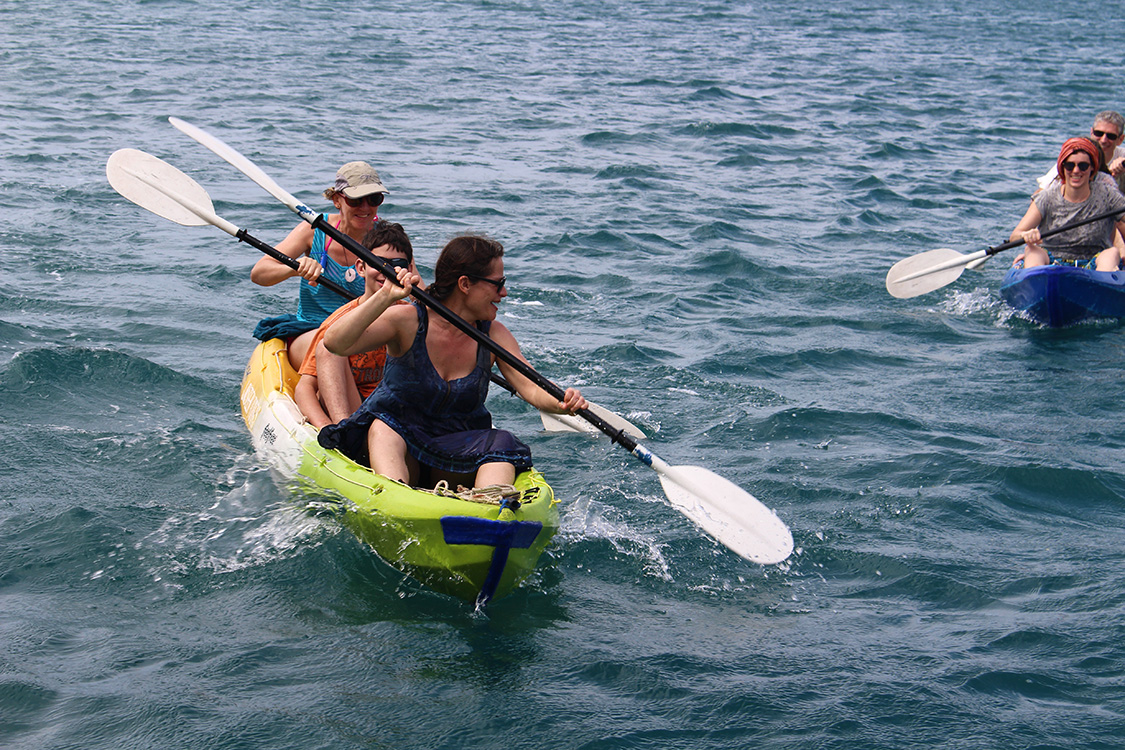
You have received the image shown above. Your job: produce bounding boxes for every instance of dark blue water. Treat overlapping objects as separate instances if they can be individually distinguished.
[3,1,1125,747]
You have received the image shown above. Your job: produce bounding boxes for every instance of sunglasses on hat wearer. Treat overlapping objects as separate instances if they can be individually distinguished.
[343,193,385,208]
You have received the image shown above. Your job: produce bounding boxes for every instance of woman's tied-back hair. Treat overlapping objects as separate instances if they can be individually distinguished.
[429,235,504,300]
[362,220,413,262]
[1057,137,1101,183]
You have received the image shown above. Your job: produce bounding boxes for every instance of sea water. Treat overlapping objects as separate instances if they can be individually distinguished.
[2,1,1124,747]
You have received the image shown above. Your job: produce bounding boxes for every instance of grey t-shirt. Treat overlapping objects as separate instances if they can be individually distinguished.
[1032,180,1125,260]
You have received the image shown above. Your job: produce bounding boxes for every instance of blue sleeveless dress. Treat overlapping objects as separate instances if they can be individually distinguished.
[252,219,366,341]
[318,302,533,474]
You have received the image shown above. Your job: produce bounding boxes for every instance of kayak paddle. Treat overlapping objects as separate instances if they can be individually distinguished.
[105,147,643,439]
[885,207,1125,299]
[167,116,794,565]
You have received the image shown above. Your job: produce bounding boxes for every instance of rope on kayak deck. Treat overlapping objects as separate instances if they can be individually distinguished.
[428,480,522,506]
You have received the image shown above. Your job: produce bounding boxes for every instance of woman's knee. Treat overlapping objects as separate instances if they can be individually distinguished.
[475,461,516,487]
[1096,247,1122,272]
[1022,247,1049,268]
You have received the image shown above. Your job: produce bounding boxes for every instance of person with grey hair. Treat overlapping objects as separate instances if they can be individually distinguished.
[1090,110,1125,192]
[1037,111,1125,194]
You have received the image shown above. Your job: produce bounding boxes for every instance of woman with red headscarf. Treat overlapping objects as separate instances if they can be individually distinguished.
[1012,137,1125,271]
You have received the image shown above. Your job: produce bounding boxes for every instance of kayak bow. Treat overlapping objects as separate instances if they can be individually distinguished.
[1000,264,1125,327]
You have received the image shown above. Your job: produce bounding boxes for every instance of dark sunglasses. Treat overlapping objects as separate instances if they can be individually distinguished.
[468,274,507,291]
[1061,160,1092,173]
[373,256,411,271]
[1092,128,1122,140]
[342,193,385,208]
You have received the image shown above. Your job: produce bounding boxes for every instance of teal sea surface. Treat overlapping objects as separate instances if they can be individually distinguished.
[3,1,1125,747]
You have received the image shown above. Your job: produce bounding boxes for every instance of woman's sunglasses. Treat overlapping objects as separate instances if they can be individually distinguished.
[343,193,385,208]
[1061,161,1092,173]
[468,274,507,291]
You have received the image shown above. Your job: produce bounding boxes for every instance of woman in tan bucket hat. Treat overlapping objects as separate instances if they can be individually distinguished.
[250,161,390,369]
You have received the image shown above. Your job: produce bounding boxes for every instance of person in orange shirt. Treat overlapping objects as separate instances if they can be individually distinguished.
[294,221,417,429]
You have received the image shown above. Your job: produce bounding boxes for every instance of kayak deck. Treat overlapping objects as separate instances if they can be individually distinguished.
[240,338,559,603]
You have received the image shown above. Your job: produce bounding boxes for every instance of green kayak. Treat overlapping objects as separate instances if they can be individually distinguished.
[240,338,559,604]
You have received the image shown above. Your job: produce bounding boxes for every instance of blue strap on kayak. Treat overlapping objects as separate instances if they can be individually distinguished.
[440,516,544,604]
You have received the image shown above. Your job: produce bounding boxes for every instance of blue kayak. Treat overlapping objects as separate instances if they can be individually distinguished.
[999,265,1125,327]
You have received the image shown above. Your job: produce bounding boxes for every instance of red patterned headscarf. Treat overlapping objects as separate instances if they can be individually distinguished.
[1056,137,1101,181]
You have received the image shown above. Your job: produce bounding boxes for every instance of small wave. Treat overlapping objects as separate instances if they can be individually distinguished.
[0,346,235,439]
[580,130,661,146]
[963,669,1093,705]
[675,121,790,139]
[1,346,206,392]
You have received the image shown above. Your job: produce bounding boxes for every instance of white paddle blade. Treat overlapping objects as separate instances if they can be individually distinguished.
[169,117,315,222]
[106,149,213,227]
[540,402,645,438]
[885,248,967,299]
[656,464,793,565]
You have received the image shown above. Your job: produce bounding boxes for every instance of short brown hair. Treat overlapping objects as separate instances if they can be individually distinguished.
[361,220,413,262]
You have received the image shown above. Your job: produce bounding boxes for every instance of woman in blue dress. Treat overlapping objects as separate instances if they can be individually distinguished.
[318,235,587,490]
[251,161,388,368]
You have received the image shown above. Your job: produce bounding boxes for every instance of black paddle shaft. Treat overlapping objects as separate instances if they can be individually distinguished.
[984,207,1125,258]
[307,214,638,451]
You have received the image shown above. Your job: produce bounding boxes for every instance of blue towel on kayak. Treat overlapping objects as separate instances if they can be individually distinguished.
[252,313,320,342]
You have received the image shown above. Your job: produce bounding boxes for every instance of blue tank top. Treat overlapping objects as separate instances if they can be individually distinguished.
[370,302,493,432]
[317,301,533,474]
[294,219,366,325]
